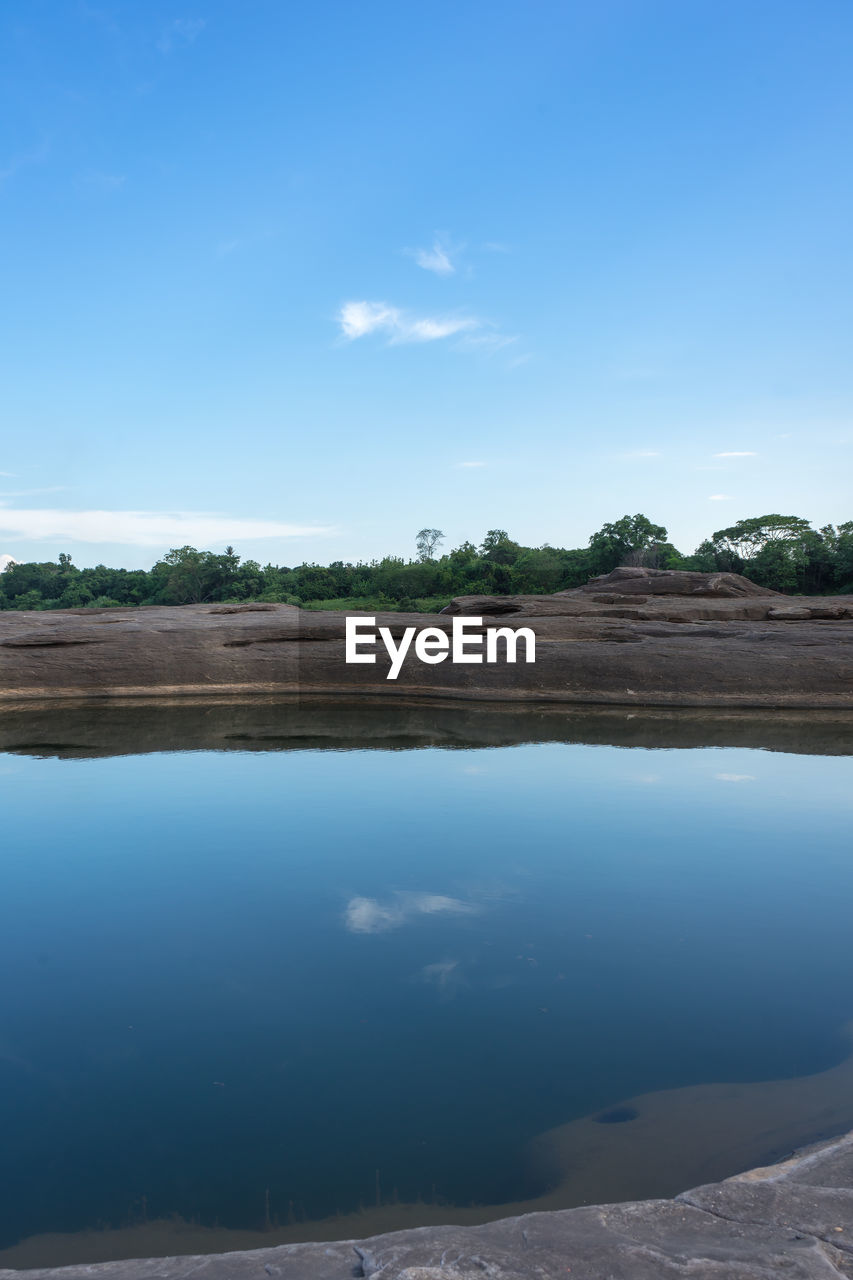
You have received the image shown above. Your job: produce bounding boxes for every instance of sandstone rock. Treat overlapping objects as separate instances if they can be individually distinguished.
[572,567,781,598]
[0,577,852,709]
[769,606,852,621]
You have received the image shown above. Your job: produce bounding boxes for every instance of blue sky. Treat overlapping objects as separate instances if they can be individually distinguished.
[1,0,851,570]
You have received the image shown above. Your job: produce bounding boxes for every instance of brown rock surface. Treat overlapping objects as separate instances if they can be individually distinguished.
[0,571,851,708]
[573,566,784,597]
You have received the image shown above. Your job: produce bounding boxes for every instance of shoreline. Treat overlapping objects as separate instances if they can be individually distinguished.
[2,695,853,758]
[3,1135,852,1279]
[3,1029,853,1272]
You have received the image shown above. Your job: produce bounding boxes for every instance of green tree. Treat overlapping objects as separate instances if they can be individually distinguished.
[415,528,445,561]
[511,546,564,592]
[709,514,812,562]
[149,546,235,604]
[588,514,668,575]
[480,529,522,565]
[834,522,853,590]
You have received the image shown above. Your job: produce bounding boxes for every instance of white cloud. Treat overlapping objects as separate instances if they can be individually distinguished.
[708,494,732,501]
[0,553,16,572]
[413,240,455,276]
[714,451,757,458]
[621,449,661,459]
[455,461,486,469]
[0,509,334,547]
[338,301,396,338]
[338,300,479,345]
[344,891,477,935]
[456,331,518,354]
[715,773,756,783]
[157,17,206,53]
[408,315,477,341]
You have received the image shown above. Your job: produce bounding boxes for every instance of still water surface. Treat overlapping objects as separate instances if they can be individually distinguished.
[2,722,853,1257]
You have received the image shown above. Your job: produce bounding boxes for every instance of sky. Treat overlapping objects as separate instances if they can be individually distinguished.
[1,0,852,570]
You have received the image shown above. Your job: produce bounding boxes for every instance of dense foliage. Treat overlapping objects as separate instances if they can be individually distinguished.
[2,514,851,611]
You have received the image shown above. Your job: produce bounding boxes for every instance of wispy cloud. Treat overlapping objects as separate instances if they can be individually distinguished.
[0,509,333,547]
[456,331,517,354]
[411,238,456,276]
[344,892,477,935]
[338,300,479,345]
[454,461,486,469]
[622,449,661,459]
[715,773,755,783]
[708,494,732,501]
[157,17,206,54]
[714,451,757,458]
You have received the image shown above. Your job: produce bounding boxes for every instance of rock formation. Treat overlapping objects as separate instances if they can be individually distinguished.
[572,566,782,597]
[0,571,851,708]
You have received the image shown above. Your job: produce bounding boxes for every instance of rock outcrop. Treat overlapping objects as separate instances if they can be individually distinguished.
[4,1130,853,1279]
[0,572,851,708]
[571,566,783,597]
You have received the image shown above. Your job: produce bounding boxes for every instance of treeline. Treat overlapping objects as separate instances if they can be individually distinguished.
[1,513,851,612]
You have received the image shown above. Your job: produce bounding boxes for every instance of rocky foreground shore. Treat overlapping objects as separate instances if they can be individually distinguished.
[1,569,851,707]
[4,1131,853,1279]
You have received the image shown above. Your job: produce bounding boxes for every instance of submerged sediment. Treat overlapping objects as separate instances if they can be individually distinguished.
[3,1127,853,1278]
[4,1029,853,1274]
[1,570,852,708]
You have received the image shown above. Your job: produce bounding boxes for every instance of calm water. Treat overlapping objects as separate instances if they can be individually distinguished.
[2,718,853,1254]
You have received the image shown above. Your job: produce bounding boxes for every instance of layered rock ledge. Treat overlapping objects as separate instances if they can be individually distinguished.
[1,570,851,708]
[4,1131,853,1279]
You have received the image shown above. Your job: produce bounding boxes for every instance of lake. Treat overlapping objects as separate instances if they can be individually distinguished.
[2,700,853,1266]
